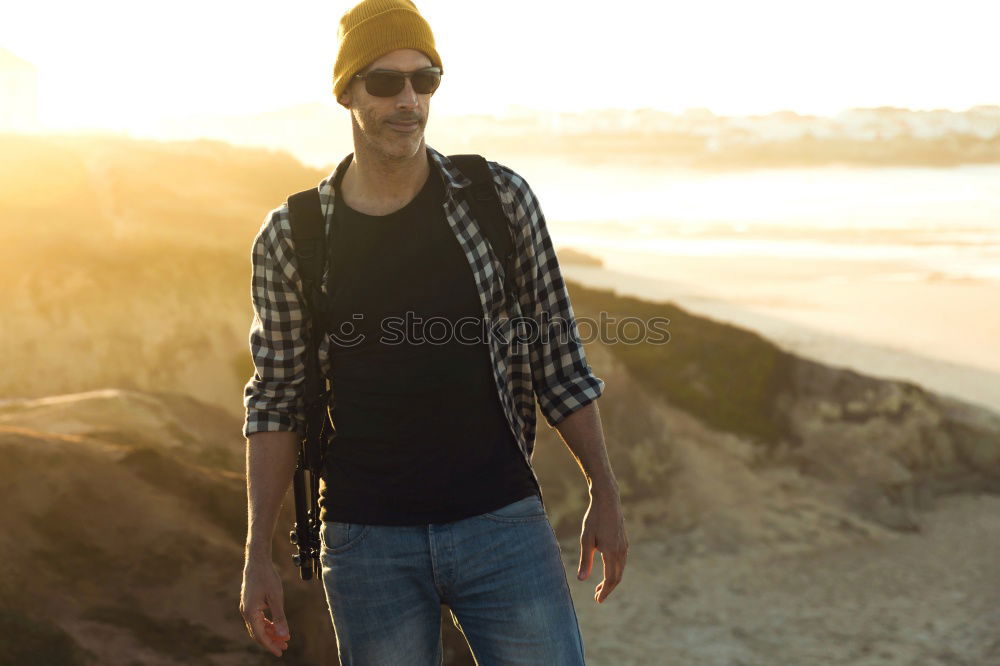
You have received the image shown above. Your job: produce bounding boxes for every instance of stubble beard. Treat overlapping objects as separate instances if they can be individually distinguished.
[354,107,424,161]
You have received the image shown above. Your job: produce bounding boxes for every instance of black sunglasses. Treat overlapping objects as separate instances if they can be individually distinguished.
[352,67,443,97]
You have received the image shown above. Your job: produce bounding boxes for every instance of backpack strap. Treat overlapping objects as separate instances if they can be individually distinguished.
[448,154,518,308]
[286,186,330,471]
[287,187,327,303]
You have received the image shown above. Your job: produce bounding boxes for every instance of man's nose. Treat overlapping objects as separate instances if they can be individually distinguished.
[396,77,419,105]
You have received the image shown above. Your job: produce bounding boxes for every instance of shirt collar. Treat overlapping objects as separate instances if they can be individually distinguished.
[322,144,474,201]
[426,144,474,193]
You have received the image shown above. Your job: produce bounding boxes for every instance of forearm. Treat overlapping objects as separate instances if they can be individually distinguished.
[245,430,300,563]
[553,400,619,497]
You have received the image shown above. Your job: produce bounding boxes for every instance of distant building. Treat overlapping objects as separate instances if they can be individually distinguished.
[0,48,39,131]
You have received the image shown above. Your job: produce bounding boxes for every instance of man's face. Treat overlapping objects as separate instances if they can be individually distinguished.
[337,48,436,159]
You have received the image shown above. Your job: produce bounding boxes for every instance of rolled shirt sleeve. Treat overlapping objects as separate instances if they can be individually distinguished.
[506,171,605,428]
[242,207,309,439]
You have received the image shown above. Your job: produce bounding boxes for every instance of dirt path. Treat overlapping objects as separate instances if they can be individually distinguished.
[563,493,1000,666]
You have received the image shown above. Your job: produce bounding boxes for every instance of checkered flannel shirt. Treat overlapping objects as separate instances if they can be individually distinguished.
[242,144,605,478]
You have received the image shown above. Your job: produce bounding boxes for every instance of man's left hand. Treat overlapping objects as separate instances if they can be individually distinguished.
[576,487,628,604]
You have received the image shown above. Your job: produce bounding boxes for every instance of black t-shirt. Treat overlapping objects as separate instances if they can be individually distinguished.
[318,153,539,525]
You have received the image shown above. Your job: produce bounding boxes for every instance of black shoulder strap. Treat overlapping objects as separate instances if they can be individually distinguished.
[448,154,517,306]
[285,186,330,469]
[287,187,327,298]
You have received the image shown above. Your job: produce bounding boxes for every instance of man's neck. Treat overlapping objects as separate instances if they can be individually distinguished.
[341,141,430,213]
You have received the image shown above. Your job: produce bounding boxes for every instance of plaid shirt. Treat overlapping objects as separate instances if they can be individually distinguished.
[242,144,605,487]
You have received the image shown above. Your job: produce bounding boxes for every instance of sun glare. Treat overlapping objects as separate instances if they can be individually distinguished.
[0,0,997,137]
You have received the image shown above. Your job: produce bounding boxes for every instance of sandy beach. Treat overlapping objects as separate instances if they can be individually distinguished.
[561,250,1000,415]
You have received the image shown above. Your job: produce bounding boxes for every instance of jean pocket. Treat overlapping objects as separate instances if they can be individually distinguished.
[481,494,547,523]
[320,520,371,555]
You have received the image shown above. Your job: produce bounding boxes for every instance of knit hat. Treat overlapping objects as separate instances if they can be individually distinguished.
[332,0,443,100]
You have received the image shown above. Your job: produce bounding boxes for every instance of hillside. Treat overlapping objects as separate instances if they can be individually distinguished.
[3,331,999,664]
[0,132,324,413]
[0,392,332,666]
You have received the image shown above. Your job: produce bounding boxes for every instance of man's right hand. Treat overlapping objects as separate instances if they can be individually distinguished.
[240,559,291,657]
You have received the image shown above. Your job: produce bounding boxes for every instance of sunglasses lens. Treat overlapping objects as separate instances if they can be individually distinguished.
[367,72,405,97]
[412,71,441,94]
[363,69,441,96]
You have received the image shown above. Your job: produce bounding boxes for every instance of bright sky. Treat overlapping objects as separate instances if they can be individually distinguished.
[2,0,998,133]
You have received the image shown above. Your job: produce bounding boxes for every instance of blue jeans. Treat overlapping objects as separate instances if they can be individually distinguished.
[319,494,587,665]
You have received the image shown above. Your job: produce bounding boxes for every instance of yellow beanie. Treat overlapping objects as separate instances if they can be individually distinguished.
[332,0,443,100]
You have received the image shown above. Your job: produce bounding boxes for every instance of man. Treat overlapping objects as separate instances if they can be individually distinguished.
[239,1,628,663]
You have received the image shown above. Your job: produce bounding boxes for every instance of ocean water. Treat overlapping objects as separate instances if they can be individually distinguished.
[524,161,1000,282]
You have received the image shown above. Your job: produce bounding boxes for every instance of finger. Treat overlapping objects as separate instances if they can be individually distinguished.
[610,552,625,584]
[596,552,623,603]
[263,585,290,649]
[265,625,291,654]
[577,533,596,580]
[265,621,290,652]
[597,577,618,603]
[251,608,285,657]
[248,608,279,656]
[601,549,619,581]
[264,615,290,656]
[597,577,621,603]
[593,551,607,602]
[267,607,291,640]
